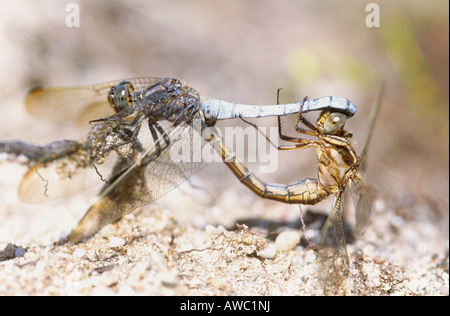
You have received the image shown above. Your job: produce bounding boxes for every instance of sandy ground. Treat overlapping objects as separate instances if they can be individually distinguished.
[0,187,448,296]
[0,0,448,296]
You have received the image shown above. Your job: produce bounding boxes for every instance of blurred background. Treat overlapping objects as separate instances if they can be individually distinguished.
[0,0,448,244]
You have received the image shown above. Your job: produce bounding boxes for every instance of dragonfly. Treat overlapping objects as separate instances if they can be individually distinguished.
[204,86,383,294]
[0,77,358,244]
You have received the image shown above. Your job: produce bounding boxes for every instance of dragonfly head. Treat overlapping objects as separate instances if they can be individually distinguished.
[317,111,349,135]
[107,81,135,114]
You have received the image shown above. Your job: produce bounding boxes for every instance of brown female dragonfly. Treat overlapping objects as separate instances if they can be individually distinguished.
[204,86,382,294]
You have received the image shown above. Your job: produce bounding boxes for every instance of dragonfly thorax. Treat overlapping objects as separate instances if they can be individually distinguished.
[139,77,201,124]
[316,141,357,195]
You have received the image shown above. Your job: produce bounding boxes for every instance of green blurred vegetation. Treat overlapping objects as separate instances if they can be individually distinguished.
[286,47,378,88]
[380,13,448,130]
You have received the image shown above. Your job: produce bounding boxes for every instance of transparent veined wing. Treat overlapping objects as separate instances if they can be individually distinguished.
[349,175,374,237]
[69,117,214,243]
[350,82,383,236]
[25,77,164,126]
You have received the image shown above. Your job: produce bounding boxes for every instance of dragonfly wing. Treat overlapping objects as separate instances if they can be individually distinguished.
[69,118,210,243]
[320,191,348,254]
[26,85,114,126]
[349,176,374,237]
[318,190,350,295]
[16,112,155,203]
[19,161,100,203]
[17,140,122,203]
[359,82,384,167]
[25,77,164,126]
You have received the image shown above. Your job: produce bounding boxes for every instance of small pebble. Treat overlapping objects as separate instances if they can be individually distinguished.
[275,231,301,252]
[0,242,15,260]
[109,237,126,248]
[161,270,179,287]
[73,248,87,259]
[439,285,449,295]
[14,246,26,258]
[257,243,277,259]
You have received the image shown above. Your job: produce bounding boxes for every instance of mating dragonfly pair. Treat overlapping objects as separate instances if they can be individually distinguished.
[0,77,378,261]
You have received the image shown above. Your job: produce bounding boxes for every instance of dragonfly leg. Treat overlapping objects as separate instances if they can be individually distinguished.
[239,96,322,149]
[277,92,318,137]
[293,98,319,136]
[154,121,171,152]
[239,116,318,151]
[139,121,173,165]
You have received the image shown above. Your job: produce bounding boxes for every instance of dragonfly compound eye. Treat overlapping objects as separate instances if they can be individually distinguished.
[322,112,348,134]
[108,81,135,113]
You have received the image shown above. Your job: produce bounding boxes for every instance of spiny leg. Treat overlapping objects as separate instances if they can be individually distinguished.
[292,96,319,136]
[238,95,322,150]
[145,122,165,162]
[275,90,317,136]
[239,115,318,151]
